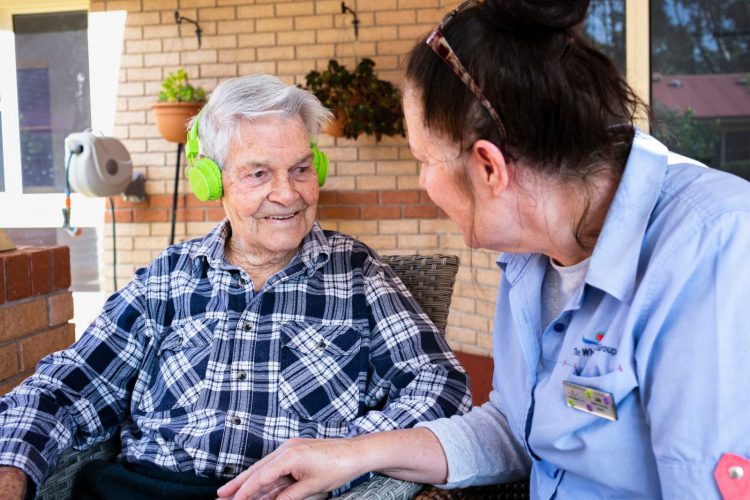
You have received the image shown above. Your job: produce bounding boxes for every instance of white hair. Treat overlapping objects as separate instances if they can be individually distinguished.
[190,74,332,168]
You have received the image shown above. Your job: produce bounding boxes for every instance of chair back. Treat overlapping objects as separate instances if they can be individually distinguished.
[381,254,460,337]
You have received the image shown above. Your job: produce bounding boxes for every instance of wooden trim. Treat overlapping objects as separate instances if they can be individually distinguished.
[626,0,650,132]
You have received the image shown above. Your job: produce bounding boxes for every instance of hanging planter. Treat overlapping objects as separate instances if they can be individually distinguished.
[151,68,205,144]
[325,108,347,138]
[151,102,203,143]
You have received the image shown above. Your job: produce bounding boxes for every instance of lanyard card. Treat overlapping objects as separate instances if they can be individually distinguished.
[563,380,618,421]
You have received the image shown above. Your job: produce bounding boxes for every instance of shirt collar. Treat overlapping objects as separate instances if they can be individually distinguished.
[498,131,669,303]
[586,131,668,302]
[191,219,331,276]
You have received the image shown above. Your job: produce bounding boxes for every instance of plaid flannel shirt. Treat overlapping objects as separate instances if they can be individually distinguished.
[0,220,471,492]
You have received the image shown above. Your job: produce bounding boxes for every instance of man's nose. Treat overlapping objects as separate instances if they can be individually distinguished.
[268,172,297,204]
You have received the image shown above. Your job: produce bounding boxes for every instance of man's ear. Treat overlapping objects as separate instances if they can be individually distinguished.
[468,139,510,196]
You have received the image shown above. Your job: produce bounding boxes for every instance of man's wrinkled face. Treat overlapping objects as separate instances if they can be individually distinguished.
[221,116,319,260]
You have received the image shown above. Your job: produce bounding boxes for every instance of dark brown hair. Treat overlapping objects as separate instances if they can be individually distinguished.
[406,0,642,179]
[406,0,647,249]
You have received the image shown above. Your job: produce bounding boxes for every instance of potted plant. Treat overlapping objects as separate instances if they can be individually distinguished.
[151,68,206,143]
[303,58,405,141]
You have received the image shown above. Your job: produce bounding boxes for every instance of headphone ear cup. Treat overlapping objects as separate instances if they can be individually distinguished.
[187,157,223,201]
[311,146,328,187]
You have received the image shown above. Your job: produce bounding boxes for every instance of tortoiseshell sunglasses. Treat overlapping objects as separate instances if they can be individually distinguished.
[425,1,509,145]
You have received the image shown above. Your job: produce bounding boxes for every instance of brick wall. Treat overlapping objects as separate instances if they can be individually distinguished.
[0,247,76,395]
[93,0,499,356]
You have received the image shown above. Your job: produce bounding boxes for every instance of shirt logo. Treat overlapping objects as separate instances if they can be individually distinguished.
[574,331,617,356]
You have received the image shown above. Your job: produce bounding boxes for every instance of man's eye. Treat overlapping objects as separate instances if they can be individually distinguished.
[296,166,310,174]
[250,170,265,179]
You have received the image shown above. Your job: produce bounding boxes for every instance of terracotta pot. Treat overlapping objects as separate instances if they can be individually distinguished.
[151,101,203,143]
[325,109,346,138]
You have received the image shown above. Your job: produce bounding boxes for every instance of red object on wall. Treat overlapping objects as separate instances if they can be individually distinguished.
[714,453,750,499]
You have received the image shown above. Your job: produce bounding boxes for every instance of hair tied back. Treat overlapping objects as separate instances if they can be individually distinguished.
[483,0,590,35]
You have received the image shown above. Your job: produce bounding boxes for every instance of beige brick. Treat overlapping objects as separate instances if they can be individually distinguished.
[132,152,166,166]
[102,237,135,251]
[0,344,18,381]
[238,33,276,47]
[127,67,163,82]
[315,0,341,14]
[178,0,216,7]
[397,176,421,190]
[359,235,397,250]
[318,220,339,232]
[143,0,177,10]
[124,26,143,40]
[338,221,379,235]
[400,0,441,7]
[295,14,333,30]
[238,61,277,75]
[181,49,219,65]
[145,52,180,67]
[358,175,397,190]
[118,82,145,97]
[200,63,237,78]
[143,25,179,39]
[398,234,438,249]
[276,2,314,16]
[126,12,161,26]
[377,40,417,56]
[334,42,377,57]
[134,236,170,251]
[398,24,434,41]
[126,39,162,54]
[116,111,146,125]
[358,0,397,10]
[325,147,358,162]
[322,176,355,191]
[276,60,314,75]
[359,146,399,161]
[358,26,398,42]
[376,10,416,25]
[316,29,352,44]
[237,4,275,18]
[202,35,239,49]
[198,6,235,21]
[107,0,140,10]
[218,48,255,63]
[379,220,418,234]
[256,17,293,32]
[276,30,316,46]
[256,46,295,61]
[48,292,74,326]
[334,161,376,176]
[296,44,336,59]
[186,222,218,235]
[459,313,489,332]
[120,53,144,69]
[217,19,254,35]
[417,9,446,24]
[150,223,187,237]
[445,325,478,346]
[377,160,416,175]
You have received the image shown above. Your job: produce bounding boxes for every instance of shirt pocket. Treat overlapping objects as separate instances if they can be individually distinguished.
[278,321,363,423]
[136,317,217,413]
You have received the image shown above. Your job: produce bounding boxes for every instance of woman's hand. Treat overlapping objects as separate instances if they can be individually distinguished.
[216,437,363,500]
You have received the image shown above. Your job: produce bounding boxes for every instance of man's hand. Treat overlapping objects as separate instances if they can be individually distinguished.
[216,438,361,500]
[0,466,28,500]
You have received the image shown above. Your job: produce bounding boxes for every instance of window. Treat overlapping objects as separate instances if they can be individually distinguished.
[650,0,750,179]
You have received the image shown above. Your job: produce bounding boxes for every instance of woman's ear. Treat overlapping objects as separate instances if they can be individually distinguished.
[468,139,510,196]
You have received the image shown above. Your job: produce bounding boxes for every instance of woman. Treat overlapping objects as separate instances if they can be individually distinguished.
[218,0,750,498]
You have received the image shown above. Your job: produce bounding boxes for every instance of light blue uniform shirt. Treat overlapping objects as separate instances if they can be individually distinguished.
[419,132,750,498]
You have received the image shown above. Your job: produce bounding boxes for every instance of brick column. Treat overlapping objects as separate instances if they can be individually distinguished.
[0,246,75,395]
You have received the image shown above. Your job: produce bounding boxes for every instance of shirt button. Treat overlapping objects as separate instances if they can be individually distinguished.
[729,465,744,479]
[237,371,247,380]
[238,277,247,287]
[553,323,566,333]
[223,465,235,474]
[243,322,251,332]
[316,340,327,351]
[231,416,242,425]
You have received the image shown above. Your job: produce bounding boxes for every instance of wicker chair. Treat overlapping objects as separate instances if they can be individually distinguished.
[37,254,527,499]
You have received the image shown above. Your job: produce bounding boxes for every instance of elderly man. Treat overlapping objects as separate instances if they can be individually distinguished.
[0,75,471,499]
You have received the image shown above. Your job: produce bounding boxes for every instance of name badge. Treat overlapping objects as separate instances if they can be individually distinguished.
[563,380,618,421]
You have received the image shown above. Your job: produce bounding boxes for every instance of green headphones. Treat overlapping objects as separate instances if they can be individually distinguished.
[185,110,329,202]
